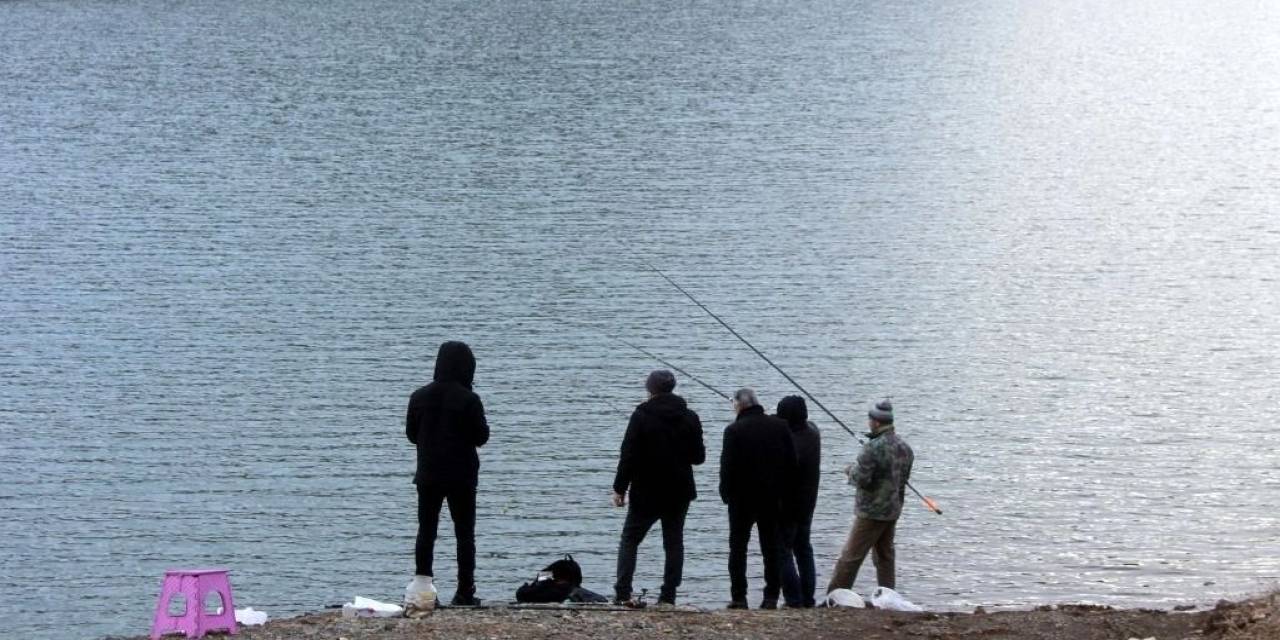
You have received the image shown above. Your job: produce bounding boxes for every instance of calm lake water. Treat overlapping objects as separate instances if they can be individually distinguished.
[3,0,1280,638]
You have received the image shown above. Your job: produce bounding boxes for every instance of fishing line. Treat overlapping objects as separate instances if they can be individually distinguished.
[640,262,943,516]
[552,318,732,402]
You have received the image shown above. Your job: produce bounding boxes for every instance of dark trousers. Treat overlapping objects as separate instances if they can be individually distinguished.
[779,517,816,607]
[614,501,688,602]
[727,500,784,603]
[415,484,477,590]
[826,517,897,593]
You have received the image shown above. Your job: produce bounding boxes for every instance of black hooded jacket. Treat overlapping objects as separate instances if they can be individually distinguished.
[406,341,490,490]
[776,396,821,522]
[612,392,706,511]
[719,405,798,506]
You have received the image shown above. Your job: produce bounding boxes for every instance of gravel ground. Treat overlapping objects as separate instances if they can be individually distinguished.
[112,593,1280,640]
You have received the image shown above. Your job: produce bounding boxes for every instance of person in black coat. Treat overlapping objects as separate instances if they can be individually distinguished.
[611,369,706,606]
[406,341,490,606]
[775,395,821,608]
[719,387,798,609]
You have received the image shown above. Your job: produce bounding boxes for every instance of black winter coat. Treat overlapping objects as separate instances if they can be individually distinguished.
[719,405,798,506]
[406,341,490,490]
[612,393,706,511]
[786,420,821,522]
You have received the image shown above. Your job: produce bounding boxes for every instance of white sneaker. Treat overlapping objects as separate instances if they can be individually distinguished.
[404,575,437,618]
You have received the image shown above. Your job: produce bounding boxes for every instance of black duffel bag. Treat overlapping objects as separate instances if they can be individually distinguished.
[515,554,607,604]
[516,576,575,603]
[515,554,581,603]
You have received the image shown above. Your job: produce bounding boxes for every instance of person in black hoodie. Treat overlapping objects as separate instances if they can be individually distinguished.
[719,388,798,609]
[611,369,706,607]
[775,395,821,608]
[406,341,490,608]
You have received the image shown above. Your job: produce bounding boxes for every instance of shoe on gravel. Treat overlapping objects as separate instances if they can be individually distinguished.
[612,596,647,609]
[450,592,483,607]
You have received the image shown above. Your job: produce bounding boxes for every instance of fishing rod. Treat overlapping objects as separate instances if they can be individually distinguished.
[553,318,732,401]
[642,262,943,516]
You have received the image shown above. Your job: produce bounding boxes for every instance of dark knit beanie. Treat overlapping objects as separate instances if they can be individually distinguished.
[645,369,676,394]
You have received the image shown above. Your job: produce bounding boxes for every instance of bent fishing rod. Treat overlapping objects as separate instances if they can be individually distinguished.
[642,262,943,516]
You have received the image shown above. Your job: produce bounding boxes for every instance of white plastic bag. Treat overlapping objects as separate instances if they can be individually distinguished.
[404,576,437,607]
[870,587,922,612]
[234,607,268,626]
[342,596,405,618]
[403,575,438,618]
[824,588,866,608]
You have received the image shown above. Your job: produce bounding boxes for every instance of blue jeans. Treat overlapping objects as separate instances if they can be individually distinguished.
[779,519,816,607]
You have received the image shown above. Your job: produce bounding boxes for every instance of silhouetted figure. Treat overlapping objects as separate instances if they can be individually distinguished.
[720,388,798,609]
[406,341,490,611]
[776,395,821,607]
[611,369,706,607]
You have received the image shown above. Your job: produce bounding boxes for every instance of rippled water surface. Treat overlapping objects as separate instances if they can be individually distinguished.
[3,0,1280,638]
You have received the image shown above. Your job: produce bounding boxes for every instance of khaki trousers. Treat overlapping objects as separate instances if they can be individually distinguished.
[825,517,897,594]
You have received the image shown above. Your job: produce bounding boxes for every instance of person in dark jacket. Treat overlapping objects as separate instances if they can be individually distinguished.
[611,369,706,607]
[405,341,490,609]
[774,395,821,608]
[719,388,798,609]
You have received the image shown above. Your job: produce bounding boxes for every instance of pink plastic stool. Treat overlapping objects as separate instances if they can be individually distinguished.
[151,568,238,639]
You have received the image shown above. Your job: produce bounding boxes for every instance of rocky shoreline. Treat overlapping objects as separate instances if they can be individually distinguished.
[115,593,1279,640]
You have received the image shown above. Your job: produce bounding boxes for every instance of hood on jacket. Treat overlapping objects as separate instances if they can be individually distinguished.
[640,392,688,419]
[776,395,808,428]
[433,341,476,389]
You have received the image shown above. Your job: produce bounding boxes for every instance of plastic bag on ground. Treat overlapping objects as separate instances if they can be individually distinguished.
[404,576,438,616]
[870,587,923,612]
[825,588,866,608]
[234,607,268,626]
[342,596,405,618]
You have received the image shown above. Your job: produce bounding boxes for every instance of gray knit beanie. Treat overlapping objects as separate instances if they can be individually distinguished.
[868,398,894,424]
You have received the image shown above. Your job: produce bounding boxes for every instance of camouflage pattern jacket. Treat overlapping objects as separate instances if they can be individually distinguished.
[848,426,914,521]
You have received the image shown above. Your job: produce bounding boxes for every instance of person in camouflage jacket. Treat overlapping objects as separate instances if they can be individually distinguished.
[826,399,914,594]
